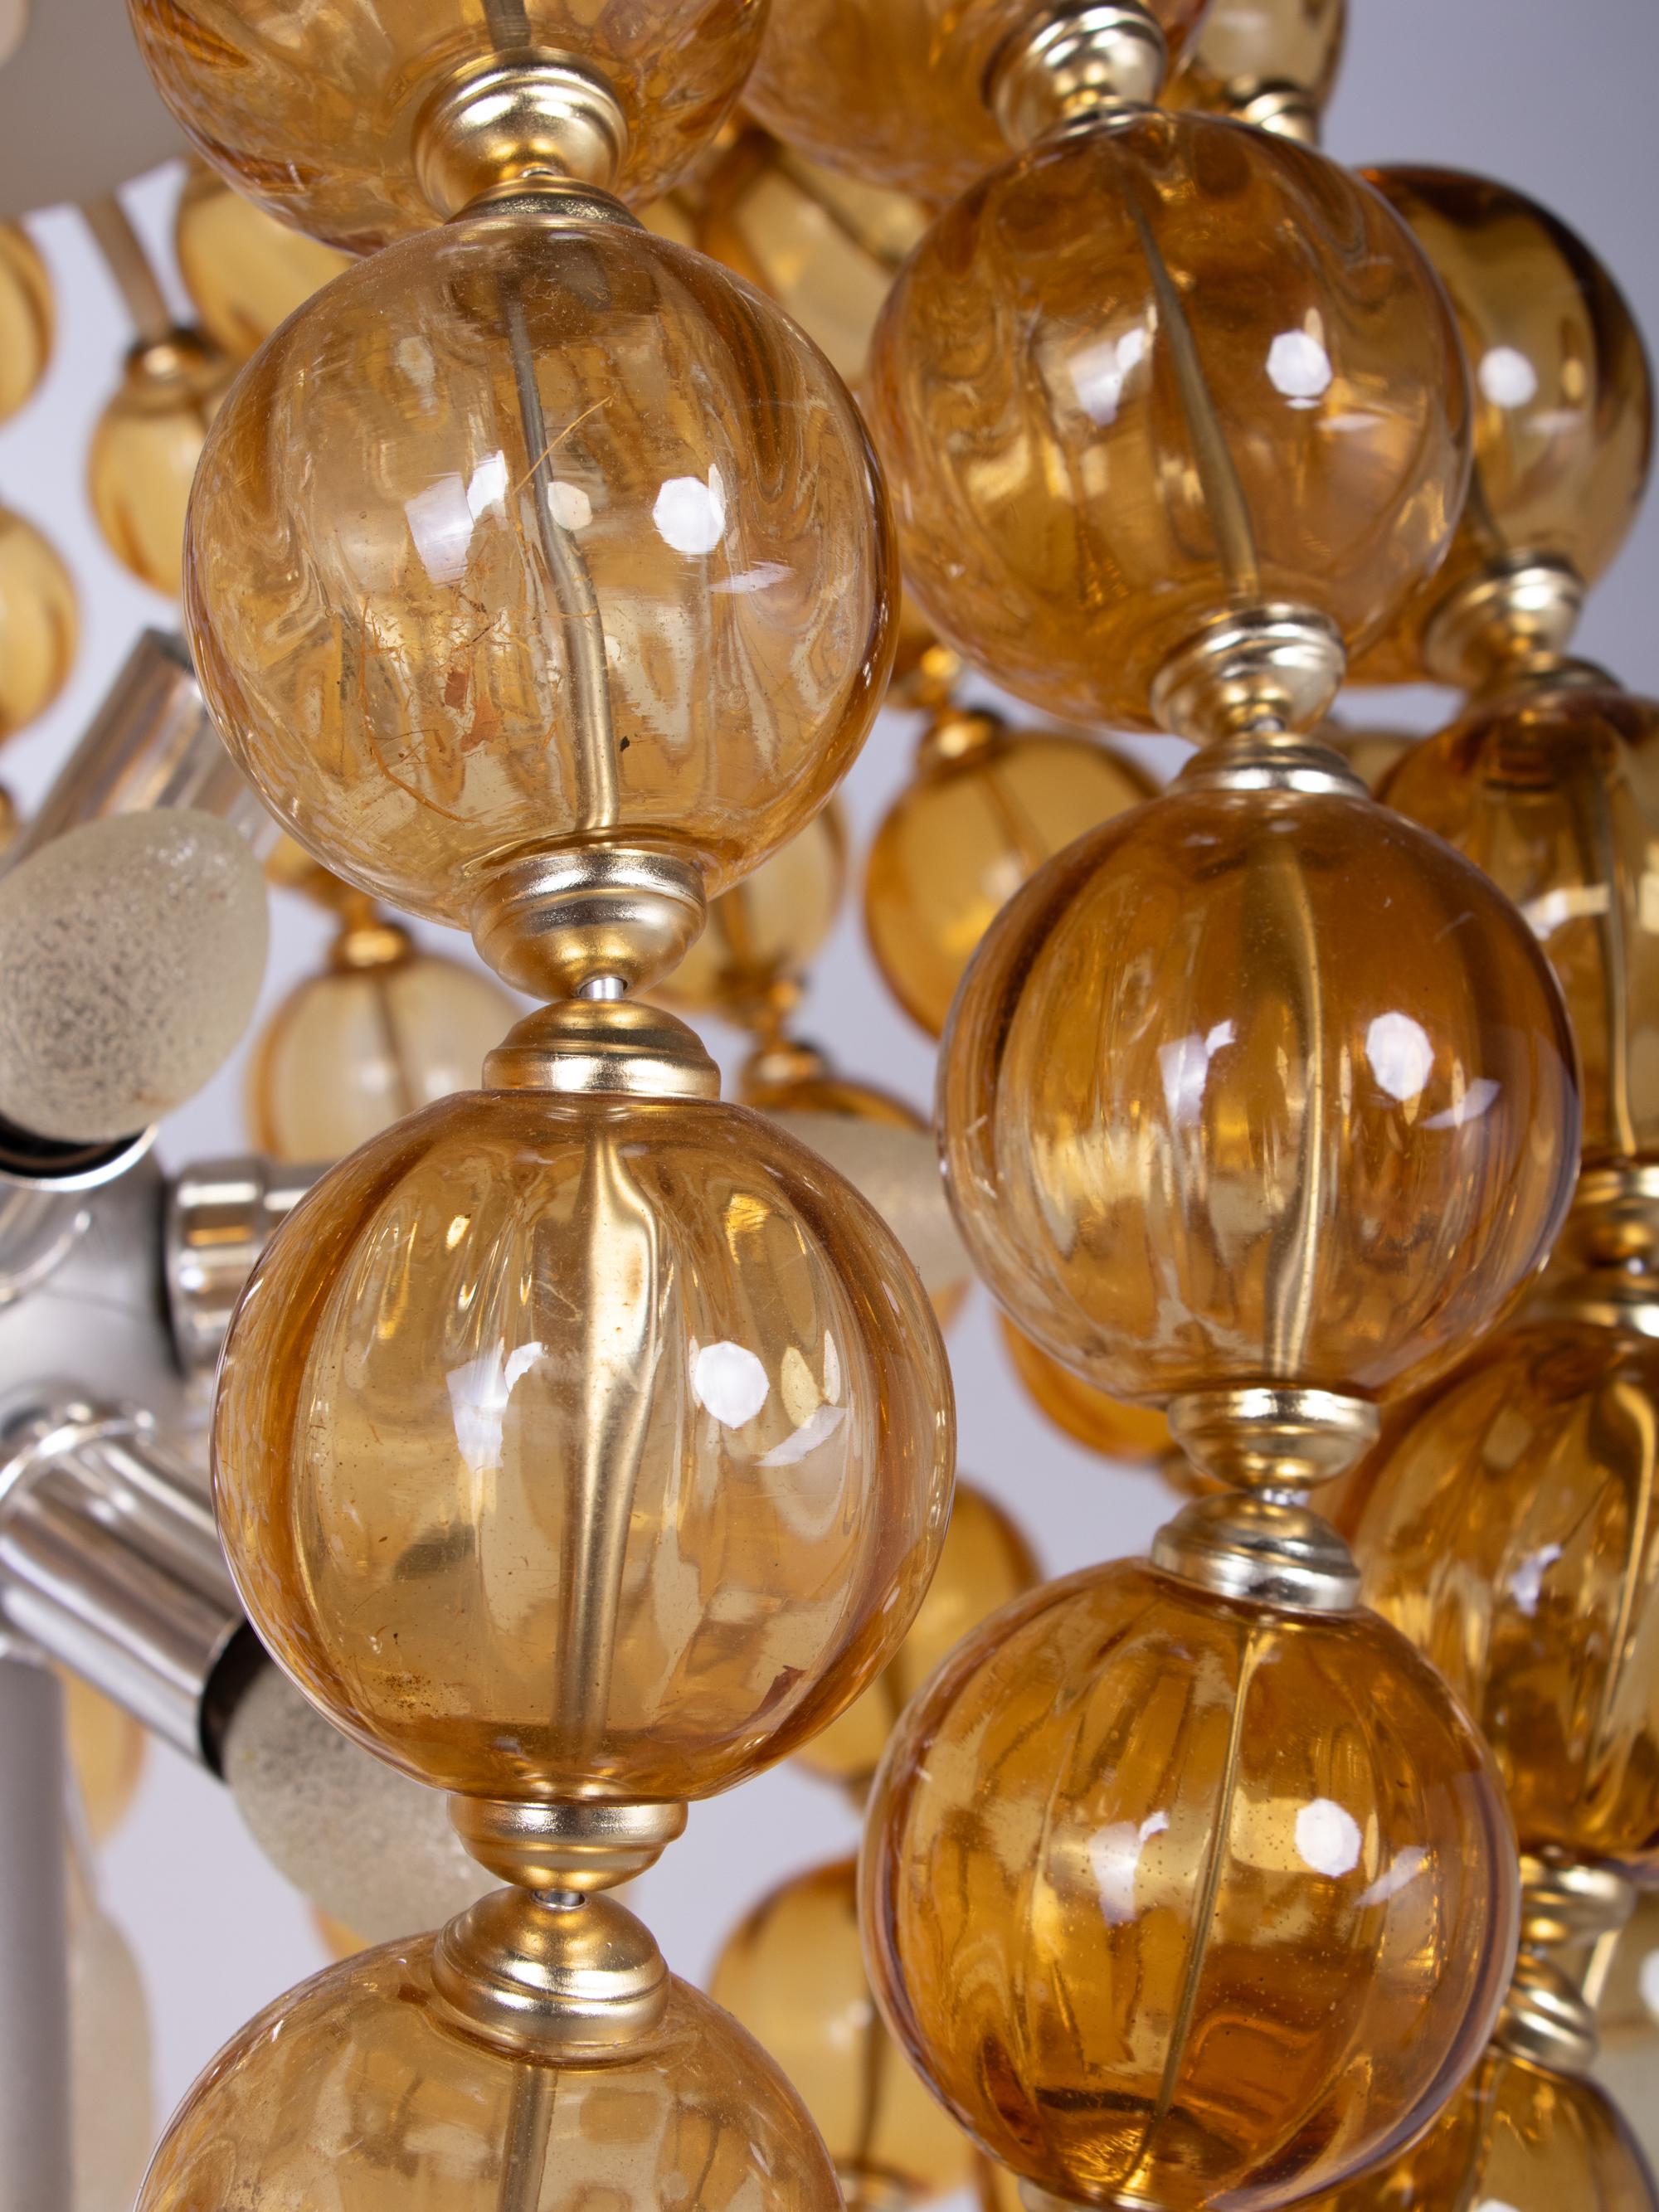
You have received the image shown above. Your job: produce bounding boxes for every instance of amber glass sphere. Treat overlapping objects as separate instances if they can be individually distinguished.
[1386,686,1659,1169]
[187,210,893,928]
[658,805,846,1028]
[0,505,75,741]
[713,1855,973,2207]
[174,164,351,361]
[864,712,1152,1038]
[62,1674,147,1845]
[1165,0,1346,129]
[215,1088,953,1802]
[746,0,1208,204]
[1355,1318,1659,1872]
[942,782,1579,1405]
[128,0,767,251]
[0,222,51,423]
[693,128,927,388]
[248,929,520,1162]
[90,331,234,596]
[136,1938,842,2209]
[797,1480,1037,1791]
[864,1558,1517,2210]
[1352,168,1652,683]
[1298,2044,1658,2212]
[869,113,1470,733]
[1000,1317,1172,1464]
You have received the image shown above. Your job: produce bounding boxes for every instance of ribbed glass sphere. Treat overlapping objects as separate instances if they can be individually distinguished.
[0,504,75,741]
[174,163,351,360]
[797,1479,1037,1792]
[869,112,1470,731]
[941,781,1580,1404]
[128,0,768,250]
[746,0,1209,204]
[864,1558,1518,2211]
[185,209,893,925]
[215,1087,954,1801]
[864,713,1152,1039]
[0,222,51,423]
[713,1855,975,2208]
[1295,2044,1659,2212]
[1386,685,1659,1169]
[135,1940,844,2209]
[1351,168,1653,683]
[248,929,519,1161]
[1355,1318,1659,1873]
[90,331,234,596]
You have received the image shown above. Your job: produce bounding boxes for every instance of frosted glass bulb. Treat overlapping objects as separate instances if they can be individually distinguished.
[221,1665,492,1943]
[0,810,268,1141]
[766,1107,967,1299]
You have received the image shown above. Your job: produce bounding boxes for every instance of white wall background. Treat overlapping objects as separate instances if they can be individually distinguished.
[0,0,1655,2196]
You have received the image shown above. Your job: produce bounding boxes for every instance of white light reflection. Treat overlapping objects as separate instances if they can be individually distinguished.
[1477,345,1540,409]
[1091,1810,1169,1926]
[654,465,727,555]
[1358,1845,1428,1908]
[1365,1012,1435,1104]
[691,1339,770,1428]
[1510,1544,1563,1617]
[404,453,510,582]
[1159,1022,1234,1125]
[446,1342,545,1476]
[1424,1078,1501,1131]
[546,479,591,531]
[1295,1797,1361,1877]
[1267,328,1333,404]
[1068,325,1150,425]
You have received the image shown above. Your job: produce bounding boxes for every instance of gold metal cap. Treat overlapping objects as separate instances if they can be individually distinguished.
[1233,85,1320,142]
[331,916,413,972]
[432,1887,670,2058]
[1169,1387,1380,1490]
[1530,1163,1659,1338]
[1421,554,1590,692]
[1152,605,1348,746]
[468,843,708,999]
[413,48,630,217]
[450,1795,688,1893]
[1491,1855,1635,2076]
[990,2,1169,147]
[484,1000,719,1101]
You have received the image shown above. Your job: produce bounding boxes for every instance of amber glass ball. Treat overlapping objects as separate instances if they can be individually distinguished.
[746,0,1208,205]
[658,804,846,1028]
[135,1938,843,2209]
[869,113,1470,732]
[694,128,928,388]
[1296,2044,1657,2212]
[186,210,893,927]
[61,1674,147,1845]
[1386,686,1659,1169]
[215,1088,953,1803]
[797,1480,1037,1791]
[1165,0,1346,129]
[864,713,1152,1038]
[0,505,75,741]
[942,781,1579,1405]
[174,164,351,361]
[247,932,520,1162]
[90,331,234,596]
[1000,1317,1172,1464]
[864,1558,1518,2210]
[128,0,768,251]
[1355,1319,1659,1873]
[713,1855,974,2206]
[0,222,51,423]
[1352,168,1652,684]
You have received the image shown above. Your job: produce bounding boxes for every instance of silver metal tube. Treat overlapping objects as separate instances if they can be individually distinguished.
[0,1646,71,2212]
[165,1155,322,1386]
[6,630,267,864]
[0,1388,249,1767]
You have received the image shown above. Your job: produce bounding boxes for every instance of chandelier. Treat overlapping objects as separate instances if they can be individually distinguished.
[0,2,1655,2210]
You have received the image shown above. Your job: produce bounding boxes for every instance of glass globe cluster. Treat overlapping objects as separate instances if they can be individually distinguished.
[0,2,1656,2211]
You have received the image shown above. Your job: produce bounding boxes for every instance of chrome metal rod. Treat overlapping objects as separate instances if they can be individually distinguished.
[0,1646,71,2212]
[165,1154,321,1385]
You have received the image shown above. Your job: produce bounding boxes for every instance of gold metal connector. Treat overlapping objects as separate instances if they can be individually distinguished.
[1151,605,1348,746]
[989,2,1169,147]
[484,999,719,1101]
[468,844,708,1000]
[413,49,630,218]
[450,1795,688,1894]
[432,1886,670,2058]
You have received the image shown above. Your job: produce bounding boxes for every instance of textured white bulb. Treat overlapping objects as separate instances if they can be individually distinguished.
[0,809,268,1141]
[222,1666,492,1944]
[765,1110,970,1297]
